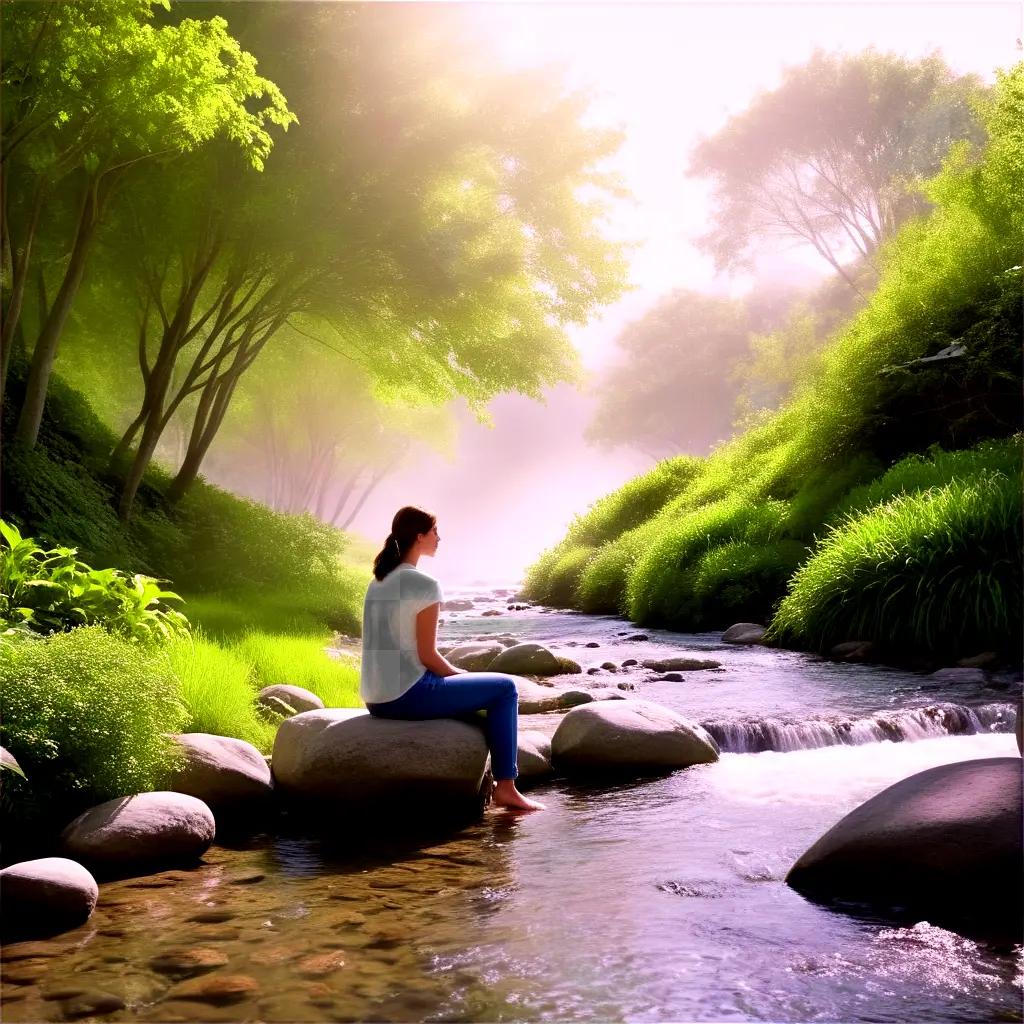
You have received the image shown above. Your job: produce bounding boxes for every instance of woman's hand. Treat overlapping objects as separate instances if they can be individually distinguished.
[416,602,463,677]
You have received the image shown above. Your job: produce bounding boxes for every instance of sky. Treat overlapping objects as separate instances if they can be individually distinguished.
[347,0,1021,586]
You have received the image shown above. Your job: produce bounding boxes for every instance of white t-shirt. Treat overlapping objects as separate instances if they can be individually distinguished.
[360,563,444,704]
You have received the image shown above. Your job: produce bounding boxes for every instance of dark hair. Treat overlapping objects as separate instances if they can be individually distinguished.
[372,505,437,581]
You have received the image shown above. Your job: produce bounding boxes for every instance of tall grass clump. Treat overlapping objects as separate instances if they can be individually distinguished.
[0,627,187,829]
[770,472,1022,659]
[233,630,360,708]
[168,632,274,751]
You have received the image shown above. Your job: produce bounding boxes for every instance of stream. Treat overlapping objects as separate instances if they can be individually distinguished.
[2,585,1021,1023]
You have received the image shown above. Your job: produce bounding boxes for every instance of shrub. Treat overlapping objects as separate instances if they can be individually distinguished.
[770,472,1022,659]
[167,632,274,751]
[0,627,187,826]
[0,521,189,642]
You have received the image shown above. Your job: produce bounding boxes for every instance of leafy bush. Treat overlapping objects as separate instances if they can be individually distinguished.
[770,472,1022,659]
[168,632,274,751]
[0,521,189,642]
[0,627,187,826]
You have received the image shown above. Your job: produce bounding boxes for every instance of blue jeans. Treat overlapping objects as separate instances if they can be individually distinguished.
[366,670,519,780]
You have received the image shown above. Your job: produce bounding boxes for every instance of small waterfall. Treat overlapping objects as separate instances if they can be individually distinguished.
[703,702,1017,754]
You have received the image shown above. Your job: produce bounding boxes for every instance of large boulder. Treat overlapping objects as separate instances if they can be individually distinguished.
[787,758,1023,936]
[272,709,489,812]
[722,623,766,645]
[0,858,98,939]
[490,643,580,677]
[641,657,720,672]
[928,667,988,685]
[257,684,324,717]
[61,792,216,874]
[516,731,554,785]
[446,643,503,672]
[168,734,274,812]
[515,678,594,714]
[552,700,719,776]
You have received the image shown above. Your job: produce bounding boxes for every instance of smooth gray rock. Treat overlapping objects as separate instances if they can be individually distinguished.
[441,599,474,611]
[446,642,503,672]
[552,699,719,776]
[929,667,988,685]
[257,684,324,716]
[272,709,488,809]
[641,657,720,672]
[722,623,766,645]
[516,730,554,784]
[787,758,1023,936]
[61,792,215,873]
[489,643,564,676]
[169,734,273,810]
[830,640,878,662]
[1,857,98,937]
[516,678,594,714]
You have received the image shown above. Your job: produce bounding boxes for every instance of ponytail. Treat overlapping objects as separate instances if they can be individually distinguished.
[372,506,436,580]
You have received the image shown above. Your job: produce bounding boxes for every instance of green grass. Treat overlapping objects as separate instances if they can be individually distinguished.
[770,471,1022,659]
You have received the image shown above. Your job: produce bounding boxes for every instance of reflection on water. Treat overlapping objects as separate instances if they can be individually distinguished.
[2,602,1021,1023]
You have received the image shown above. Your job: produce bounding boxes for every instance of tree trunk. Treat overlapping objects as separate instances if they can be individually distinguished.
[14,180,99,447]
[0,182,43,398]
[116,411,165,521]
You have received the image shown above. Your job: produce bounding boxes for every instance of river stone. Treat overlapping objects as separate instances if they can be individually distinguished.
[149,947,230,979]
[516,730,553,784]
[0,858,98,938]
[641,657,721,672]
[786,757,1023,935]
[489,643,564,676]
[928,667,988,685]
[167,973,260,1005]
[441,599,474,611]
[830,640,878,662]
[169,733,273,810]
[722,623,766,644]
[446,642,503,671]
[516,678,594,714]
[552,700,720,776]
[60,792,216,873]
[272,709,489,809]
[257,684,325,716]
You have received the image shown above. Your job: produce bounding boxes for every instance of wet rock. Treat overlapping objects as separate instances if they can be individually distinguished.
[257,684,324,717]
[481,609,503,617]
[929,667,988,685]
[169,733,273,812]
[586,667,602,675]
[625,633,649,642]
[150,947,230,979]
[516,730,553,783]
[617,681,635,691]
[600,662,618,671]
[490,642,578,677]
[441,599,474,611]
[1,858,98,939]
[552,700,719,776]
[61,792,215,873]
[722,623,766,645]
[273,709,488,810]
[621,659,638,668]
[516,679,594,714]
[956,652,1001,670]
[168,973,260,1005]
[585,642,600,648]
[495,637,519,648]
[445,642,502,671]
[296,951,347,977]
[787,757,1023,936]
[830,640,878,662]
[641,657,720,672]
[62,992,126,1018]
[658,673,683,682]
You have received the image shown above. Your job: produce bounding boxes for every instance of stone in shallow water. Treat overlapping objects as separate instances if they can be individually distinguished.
[296,951,347,977]
[0,857,98,939]
[722,623,766,644]
[169,733,273,811]
[516,730,553,784]
[150,947,230,979]
[641,657,720,672]
[61,992,126,1018]
[167,973,260,1006]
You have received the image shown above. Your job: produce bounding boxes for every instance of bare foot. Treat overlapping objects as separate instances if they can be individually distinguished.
[492,779,546,812]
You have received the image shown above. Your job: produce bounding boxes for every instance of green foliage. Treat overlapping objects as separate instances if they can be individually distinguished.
[167,632,274,752]
[0,628,187,825]
[770,473,1022,658]
[0,521,189,643]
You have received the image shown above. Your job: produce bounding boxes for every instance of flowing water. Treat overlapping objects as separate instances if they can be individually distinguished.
[3,587,1021,1023]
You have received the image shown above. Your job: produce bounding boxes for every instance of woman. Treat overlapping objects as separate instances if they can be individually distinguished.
[360,505,545,813]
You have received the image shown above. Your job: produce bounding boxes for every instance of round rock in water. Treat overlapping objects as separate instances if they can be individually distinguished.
[490,642,565,676]
[257,684,324,716]
[169,733,273,810]
[552,699,719,776]
[446,642,503,671]
[721,623,766,645]
[928,667,988,685]
[516,730,554,784]
[273,709,489,810]
[0,857,98,938]
[61,792,216,873]
[786,757,1023,936]
[516,678,594,714]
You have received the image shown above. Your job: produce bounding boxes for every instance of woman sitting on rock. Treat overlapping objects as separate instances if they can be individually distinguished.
[360,505,545,812]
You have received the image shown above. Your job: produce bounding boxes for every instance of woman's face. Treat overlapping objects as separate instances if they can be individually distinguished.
[419,523,440,556]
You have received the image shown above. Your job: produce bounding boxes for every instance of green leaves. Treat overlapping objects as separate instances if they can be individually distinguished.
[0,520,190,644]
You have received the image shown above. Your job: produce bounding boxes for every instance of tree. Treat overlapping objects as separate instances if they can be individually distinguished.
[104,2,629,518]
[0,0,293,443]
[689,51,984,291]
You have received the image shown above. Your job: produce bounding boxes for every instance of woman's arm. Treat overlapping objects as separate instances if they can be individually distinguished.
[416,602,463,677]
